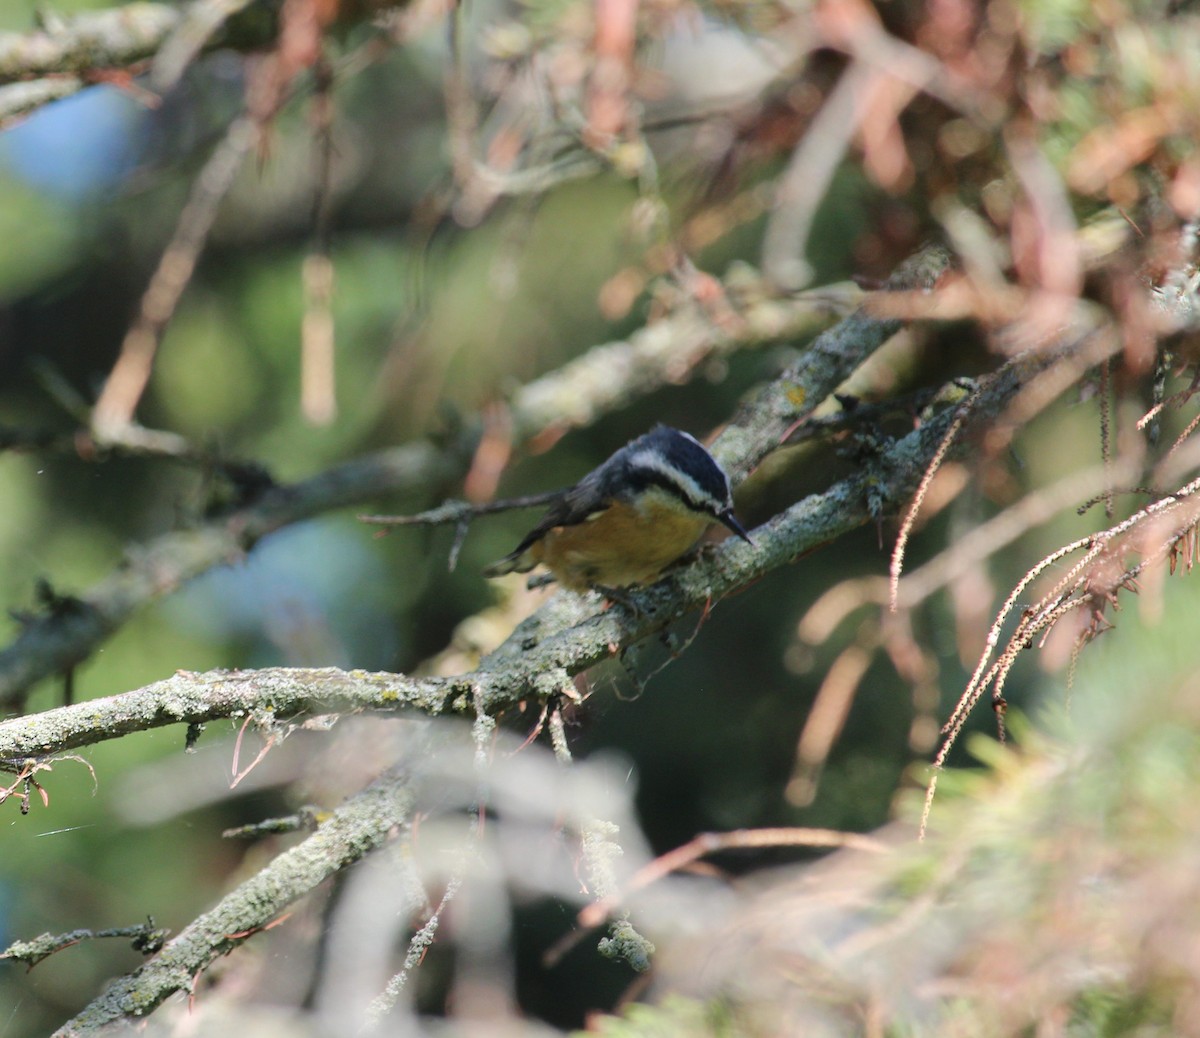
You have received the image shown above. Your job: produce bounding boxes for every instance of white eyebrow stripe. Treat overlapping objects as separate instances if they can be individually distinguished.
[626,449,712,507]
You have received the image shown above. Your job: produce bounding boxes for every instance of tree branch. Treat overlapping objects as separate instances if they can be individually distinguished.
[505,278,861,441]
[0,1,278,85]
[0,76,82,127]
[52,764,417,1036]
[0,436,475,709]
[1,359,1039,763]
[713,244,953,482]
[0,246,934,713]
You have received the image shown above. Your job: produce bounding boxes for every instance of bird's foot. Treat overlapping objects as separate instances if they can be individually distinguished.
[593,584,649,617]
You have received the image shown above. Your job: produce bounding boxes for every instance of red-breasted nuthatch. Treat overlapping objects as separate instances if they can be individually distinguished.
[483,425,752,593]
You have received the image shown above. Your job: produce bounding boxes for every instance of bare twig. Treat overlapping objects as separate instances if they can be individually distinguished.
[889,378,983,610]
[362,489,562,571]
[921,470,1200,838]
[2,918,167,968]
[364,874,462,1025]
[91,115,259,441]
[576,825,889,931]
[360,490,561,528]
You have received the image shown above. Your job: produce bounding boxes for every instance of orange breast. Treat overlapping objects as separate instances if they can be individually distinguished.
[531,498,710,592]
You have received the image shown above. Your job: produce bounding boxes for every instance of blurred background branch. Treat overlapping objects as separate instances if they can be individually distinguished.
[0,435,475,709]
[0,0,272,126]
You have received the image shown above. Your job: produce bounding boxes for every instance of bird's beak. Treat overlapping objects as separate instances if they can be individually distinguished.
[718,508,754,545]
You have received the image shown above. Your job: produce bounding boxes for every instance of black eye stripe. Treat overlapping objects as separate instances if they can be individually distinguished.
[624,468,717,513]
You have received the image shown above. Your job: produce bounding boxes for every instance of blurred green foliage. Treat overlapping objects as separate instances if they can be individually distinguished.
[0,0,109,31]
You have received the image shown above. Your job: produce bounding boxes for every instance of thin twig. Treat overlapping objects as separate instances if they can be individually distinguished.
[922,471,1200,837]
[364,874,462,1026]
[359,490,561,528]
[91,115,259,441]
[2,918,168,967]
[576,826,889,931]
[1099,358,1113,518]
[890,379,982,611]
[301,52,338,426]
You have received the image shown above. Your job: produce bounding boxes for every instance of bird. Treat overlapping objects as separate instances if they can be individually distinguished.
[483,425,752,594]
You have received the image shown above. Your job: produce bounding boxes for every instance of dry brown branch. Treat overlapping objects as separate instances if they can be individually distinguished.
[91,115,259,442]
[300,53,338,426]
[889,378,982,611]
[787,639,877,807]
[922,470,1200,837]
[575,825,890,933]
[762,59,880,290]
[899,455,1146,608]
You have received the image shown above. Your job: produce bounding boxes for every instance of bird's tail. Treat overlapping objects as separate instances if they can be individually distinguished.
[481,550,535,579]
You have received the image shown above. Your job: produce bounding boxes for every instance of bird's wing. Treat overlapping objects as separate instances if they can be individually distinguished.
[486,465,621,571]
[514,473,616,550]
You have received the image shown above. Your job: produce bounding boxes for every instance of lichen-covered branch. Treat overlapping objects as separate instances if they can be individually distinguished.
[0,358,1038,764]
[507,278,862,441]
[51,764,417,1036]
[0,1,280,85]
[0,667,450,758]
[714,245,953,482]
[0,76,83,128]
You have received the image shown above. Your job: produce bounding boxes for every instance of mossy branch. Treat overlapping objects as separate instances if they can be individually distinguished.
[51,765,416,1036]
[0,358,1036,762]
